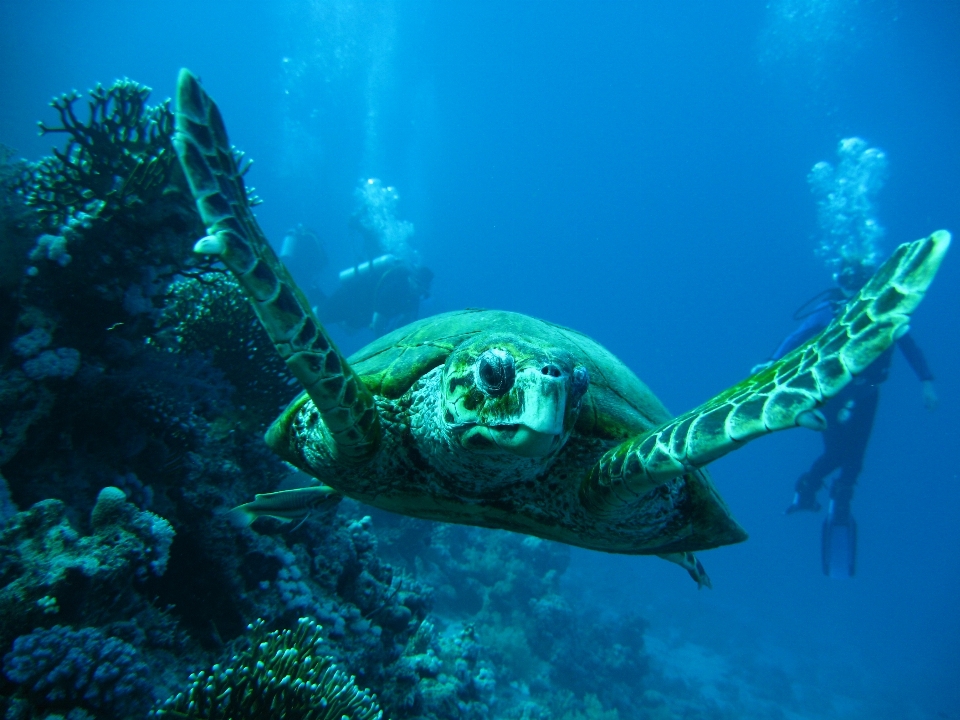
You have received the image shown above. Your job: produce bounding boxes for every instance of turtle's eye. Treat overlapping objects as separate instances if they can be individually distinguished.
[571,364,589,398]
[476,349,515,398]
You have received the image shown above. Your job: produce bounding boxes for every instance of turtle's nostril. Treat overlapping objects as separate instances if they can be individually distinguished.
[541,364,562,378]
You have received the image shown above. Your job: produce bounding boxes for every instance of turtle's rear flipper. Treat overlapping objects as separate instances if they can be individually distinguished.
[659,551,712,589]
[582,231,950,515]
[173,69,380,464]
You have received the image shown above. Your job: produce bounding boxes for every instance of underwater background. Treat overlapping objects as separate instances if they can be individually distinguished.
[0,1,958,719]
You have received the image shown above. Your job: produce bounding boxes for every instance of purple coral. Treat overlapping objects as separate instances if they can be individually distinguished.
[3,624,153,718]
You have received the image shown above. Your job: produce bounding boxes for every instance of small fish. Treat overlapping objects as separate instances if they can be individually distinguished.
[226,485,341,528]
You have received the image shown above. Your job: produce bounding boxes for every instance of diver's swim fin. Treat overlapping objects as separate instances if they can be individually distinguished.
[822,509,857,579]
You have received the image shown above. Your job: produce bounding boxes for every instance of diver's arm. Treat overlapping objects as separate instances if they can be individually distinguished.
[897,334,937,410]
[770,303,835,361]
[752,302,835,375]
[897,333,934,381]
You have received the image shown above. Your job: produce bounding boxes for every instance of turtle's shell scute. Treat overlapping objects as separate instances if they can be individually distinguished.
[348,309,672,439]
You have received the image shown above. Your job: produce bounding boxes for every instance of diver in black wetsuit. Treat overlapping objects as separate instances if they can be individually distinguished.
[285,180,433,337]
[314,180,434,337]
[756,261,938,577]
[316,254,433,336]
[279,224,328,303]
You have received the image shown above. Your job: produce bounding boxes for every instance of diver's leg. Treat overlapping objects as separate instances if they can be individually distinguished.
[821,384,879,577]
[828,384,880,520]
[787,391,853,513]
[789,452,835,512]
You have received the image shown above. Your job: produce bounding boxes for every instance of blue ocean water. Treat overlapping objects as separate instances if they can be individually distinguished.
[1,1,957,718]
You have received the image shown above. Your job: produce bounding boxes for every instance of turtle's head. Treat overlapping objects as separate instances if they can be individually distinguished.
[441,334,589,458]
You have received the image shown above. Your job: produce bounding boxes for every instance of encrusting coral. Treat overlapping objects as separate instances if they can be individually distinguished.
[0,488,175,649]
[153,617,384,720]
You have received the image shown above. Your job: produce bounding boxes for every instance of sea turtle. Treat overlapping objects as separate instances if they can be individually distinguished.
[173,69,949,586]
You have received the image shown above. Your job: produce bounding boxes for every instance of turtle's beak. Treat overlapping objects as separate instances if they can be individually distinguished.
[489,425,561,457]
[514,370,568,435]
[458,424,562,457]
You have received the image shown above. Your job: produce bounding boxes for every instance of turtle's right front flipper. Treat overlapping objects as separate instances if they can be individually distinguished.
[173,69,380,464]
[582,231,950,516]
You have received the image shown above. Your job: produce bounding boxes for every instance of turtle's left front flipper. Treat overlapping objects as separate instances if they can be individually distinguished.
[173,69,380,464]
[582,231,950,516]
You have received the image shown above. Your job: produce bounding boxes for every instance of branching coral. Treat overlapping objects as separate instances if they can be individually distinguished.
[14,79,214,318]
[154,272,298,430]
[153,617,385,720]
[27,79,176,231]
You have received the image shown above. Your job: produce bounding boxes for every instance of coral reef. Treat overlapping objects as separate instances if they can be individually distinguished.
[152,272,297,430]
[0,77,669,720]
[371,517,653,719]
[384,619,496,720]
[3,624,153,719]
[206,504,440,715]
[154,617,384,719]
[0,81,218,517]
[0,471,16,522]
[0,489,174,649]
[0,144,38,300]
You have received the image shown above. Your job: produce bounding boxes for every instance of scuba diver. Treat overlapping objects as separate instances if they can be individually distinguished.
[755,259,938,578]
[280,181,433,337]
[313,178,433,337]
[315,253,433,336]
[279,224,328,303]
